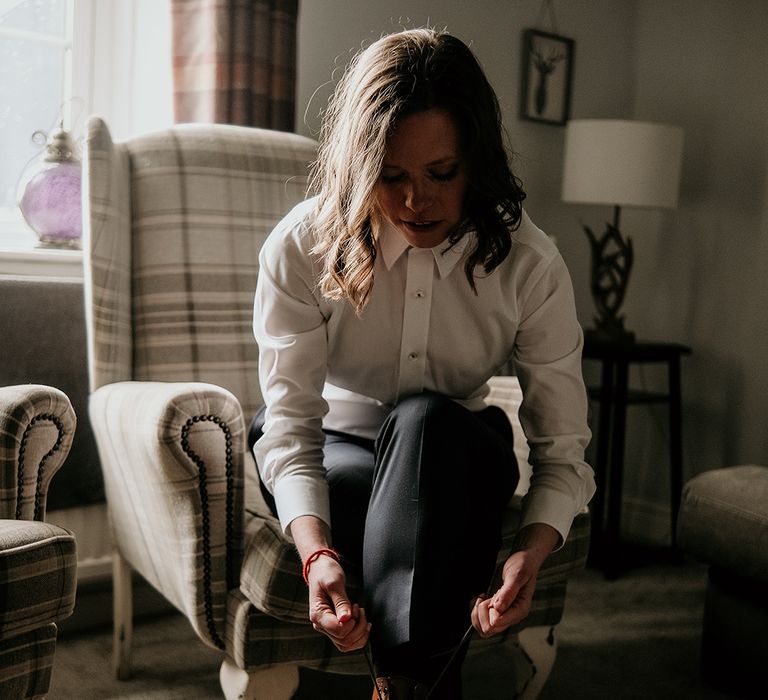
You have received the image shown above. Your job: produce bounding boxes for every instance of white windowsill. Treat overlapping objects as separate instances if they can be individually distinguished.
[0,246,83,281]
[0,224,83,281]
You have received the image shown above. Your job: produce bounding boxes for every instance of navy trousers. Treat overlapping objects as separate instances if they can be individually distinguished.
[249,392,518,664]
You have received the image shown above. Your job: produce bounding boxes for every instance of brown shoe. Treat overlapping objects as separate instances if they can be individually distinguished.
[372,675,429,699]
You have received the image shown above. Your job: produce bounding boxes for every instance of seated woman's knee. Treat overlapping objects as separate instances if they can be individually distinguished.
[392,391,465,429]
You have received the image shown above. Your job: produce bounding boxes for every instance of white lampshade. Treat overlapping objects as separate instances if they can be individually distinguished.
[562,119,684,210]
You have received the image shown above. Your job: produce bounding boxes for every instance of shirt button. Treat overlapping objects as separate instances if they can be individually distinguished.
[408,352,418,360]
[414,289,425,298]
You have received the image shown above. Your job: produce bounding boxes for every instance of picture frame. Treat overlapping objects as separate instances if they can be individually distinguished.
[519,29,575,126]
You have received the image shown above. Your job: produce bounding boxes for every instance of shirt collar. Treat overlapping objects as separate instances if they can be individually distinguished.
[377,219,472,279]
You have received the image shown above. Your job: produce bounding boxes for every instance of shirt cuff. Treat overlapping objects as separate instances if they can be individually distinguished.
[272,473,332,539]
[519,487,579,552]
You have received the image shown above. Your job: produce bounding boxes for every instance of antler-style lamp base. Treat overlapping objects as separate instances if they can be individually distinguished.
[583,206,635,344]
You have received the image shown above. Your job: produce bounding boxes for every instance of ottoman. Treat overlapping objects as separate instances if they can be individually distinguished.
[677,465,768,697]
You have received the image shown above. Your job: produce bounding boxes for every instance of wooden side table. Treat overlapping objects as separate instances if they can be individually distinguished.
[582,337,691,578]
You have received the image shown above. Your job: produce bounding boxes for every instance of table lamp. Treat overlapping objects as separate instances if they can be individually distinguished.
[18,123,82,249]
[561,119,684,343]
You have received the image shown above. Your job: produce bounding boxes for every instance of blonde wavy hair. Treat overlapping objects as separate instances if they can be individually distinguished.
[310,28,526,314]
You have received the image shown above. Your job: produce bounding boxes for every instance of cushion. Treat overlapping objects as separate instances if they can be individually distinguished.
[0,520,77,640]
[487,375,532,495]
[677,465,768,584]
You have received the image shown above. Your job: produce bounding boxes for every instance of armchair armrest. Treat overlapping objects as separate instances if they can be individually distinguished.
[89,381,245,650]
[0,385,76,520]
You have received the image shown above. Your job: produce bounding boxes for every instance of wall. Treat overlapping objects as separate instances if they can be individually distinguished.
[619,0,768,536]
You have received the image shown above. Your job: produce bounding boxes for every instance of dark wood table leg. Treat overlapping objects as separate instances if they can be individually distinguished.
[668,353,683,548]
[604,358,629,579]
[588,357,614,567]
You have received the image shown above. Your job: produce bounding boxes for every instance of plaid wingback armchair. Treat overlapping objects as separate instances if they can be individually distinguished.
[0,385,78,699]
[82,117,590,699]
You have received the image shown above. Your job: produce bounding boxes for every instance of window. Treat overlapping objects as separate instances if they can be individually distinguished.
[0,0,73,247]
[0,0,172,260]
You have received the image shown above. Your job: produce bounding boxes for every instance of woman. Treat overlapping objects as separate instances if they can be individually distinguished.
[250,28,594,699]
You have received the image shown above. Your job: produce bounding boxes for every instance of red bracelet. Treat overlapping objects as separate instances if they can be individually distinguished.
[302,548,340,584]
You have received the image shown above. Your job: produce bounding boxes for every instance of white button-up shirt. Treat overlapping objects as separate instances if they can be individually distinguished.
[253,197,595,542]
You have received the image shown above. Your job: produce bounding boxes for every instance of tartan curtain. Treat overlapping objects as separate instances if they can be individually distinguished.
[171,0,298,131]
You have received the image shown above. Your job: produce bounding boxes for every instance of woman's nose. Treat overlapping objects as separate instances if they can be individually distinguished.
[405,181,432,212]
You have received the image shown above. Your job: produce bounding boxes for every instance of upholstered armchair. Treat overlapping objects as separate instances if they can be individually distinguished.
[82,117,590,699]
[0,385,78,699]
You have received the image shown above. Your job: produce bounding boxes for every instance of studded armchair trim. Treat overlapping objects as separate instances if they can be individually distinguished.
[181,414,237,650]
[16,414,64,521]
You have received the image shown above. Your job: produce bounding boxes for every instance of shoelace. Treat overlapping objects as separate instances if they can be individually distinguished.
[423,623,474,699]
[363,643,384,700]
[364,622,475,700]
[364,564,503,699]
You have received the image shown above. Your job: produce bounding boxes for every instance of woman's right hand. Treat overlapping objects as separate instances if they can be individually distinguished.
[291,515,371,652]
[306,554,371,652]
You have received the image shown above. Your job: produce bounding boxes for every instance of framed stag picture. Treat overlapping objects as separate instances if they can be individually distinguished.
[520,29,574,126]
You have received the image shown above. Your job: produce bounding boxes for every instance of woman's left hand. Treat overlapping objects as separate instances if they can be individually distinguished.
[471,550,538,637]
[471,522,560,638]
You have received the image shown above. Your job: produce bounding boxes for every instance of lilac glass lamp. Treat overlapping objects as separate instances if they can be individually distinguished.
[19,125,82,249]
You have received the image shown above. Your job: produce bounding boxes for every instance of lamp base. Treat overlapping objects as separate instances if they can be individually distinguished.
[583,212,635,347]
[36,235,81,250]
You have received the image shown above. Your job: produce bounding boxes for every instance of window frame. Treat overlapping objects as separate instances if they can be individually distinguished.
[0,0,172,278]
[0,0,76,253]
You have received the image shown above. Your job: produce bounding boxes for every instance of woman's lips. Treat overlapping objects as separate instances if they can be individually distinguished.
[402,220,441,232]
